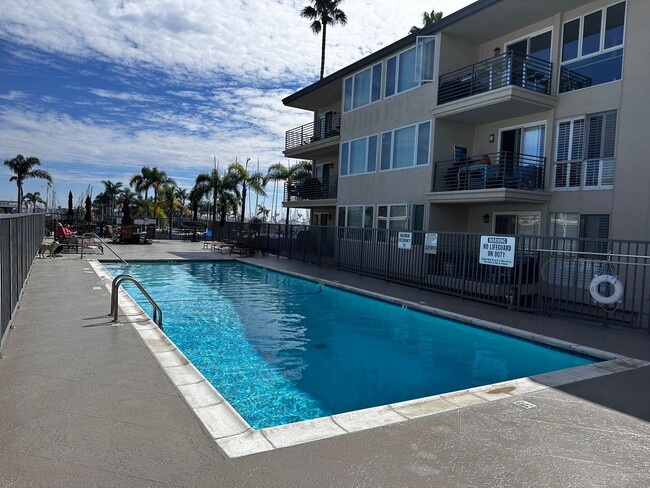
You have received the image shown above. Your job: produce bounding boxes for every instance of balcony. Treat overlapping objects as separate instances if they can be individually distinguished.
[428,151,551,204]
[283,175,338,204]
[284,113,341,158]
[434,52,556,124]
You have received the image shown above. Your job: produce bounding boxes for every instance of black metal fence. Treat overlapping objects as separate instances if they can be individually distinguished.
[0,214,46,343]
[438,51,553,105]
[215,222,650,332]
[285,113,341,151]
[433,151,545,192]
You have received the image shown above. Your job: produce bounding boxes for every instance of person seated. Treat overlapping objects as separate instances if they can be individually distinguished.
[55,222,75,239]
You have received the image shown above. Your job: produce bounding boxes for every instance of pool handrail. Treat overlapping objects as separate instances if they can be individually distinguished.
[110,274,163,328]
[80,232,128,265]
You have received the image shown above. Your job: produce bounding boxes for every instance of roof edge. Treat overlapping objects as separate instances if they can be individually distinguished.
[282,0,503,106]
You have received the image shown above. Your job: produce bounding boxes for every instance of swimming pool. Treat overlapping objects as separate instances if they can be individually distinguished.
[103,261,598,430]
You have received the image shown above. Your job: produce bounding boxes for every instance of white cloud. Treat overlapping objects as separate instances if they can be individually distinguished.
[0,0,475,200]
[0,0,473,84]
[0,91,26,100]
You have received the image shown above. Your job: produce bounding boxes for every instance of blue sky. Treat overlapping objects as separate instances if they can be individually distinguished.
[0,0,472,212]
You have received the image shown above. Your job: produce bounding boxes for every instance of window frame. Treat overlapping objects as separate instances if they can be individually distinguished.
[559,2,626,93]
[340,135,379,177]
[343,62,383,113]
[553,111,616,191]
[561,2,626,64]
[379,121,431,171]
[492,212,541,236]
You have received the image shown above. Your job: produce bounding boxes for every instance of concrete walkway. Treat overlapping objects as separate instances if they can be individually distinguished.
[1,240,649,487]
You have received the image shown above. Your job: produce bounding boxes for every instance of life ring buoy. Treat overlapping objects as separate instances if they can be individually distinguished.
[589,274,624,305]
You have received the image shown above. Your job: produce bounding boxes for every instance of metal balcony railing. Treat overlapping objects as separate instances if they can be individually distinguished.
[433,151,545,192]
[285,113,341,151]
[438,52,553,105]
[284,175,338,201]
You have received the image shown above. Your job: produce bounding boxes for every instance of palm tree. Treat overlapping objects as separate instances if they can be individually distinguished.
[410,8,443,33]
[4,154,52,213]
[101,180,123,224]
[227,159,267,222]
[129,166,153,198]
[256,204,270,222]
[195,169,239,226]
[301,0,348,79]
[266,160,312,225]
[159,184,179,238]
[189,185,203,221]
[23,191,45,213]
[93,192,112,222]
[174,187,189,226]
[129,166,154,217]
[216,191,238,228]
[149,167,175,220]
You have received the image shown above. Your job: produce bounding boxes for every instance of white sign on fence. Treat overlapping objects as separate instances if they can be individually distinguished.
[424,233,438,254]
[398,232,412,250]
[479,236,516,268]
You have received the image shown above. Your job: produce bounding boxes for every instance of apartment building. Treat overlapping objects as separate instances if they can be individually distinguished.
[282,0,649,243]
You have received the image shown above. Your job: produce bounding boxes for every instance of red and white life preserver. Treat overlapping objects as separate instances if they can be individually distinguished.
[589,274,624,305]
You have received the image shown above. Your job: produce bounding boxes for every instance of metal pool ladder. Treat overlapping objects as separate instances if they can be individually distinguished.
[110,274,163,328]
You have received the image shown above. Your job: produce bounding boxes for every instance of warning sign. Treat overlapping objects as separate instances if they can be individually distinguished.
[424,233,438,254]
[398,232,412,250]
[479,236,516,268]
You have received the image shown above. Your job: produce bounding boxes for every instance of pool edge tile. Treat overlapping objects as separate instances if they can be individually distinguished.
[216,429,275,458]
[178,380,225,409]
[332,405,407,432]
[195,402,250,439]
[440,390,487,408]
[261,417,347,449]
[390,395,458,419]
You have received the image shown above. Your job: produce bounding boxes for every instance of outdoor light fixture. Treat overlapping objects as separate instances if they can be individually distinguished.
[494,47,501,57]
[483,214,490,224]
[489,134,495,143]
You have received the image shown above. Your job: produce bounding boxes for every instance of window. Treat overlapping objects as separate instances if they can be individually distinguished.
[560,2,625,93]
[548,212,610,286]
[549,213,610,253]
[343,63,382,112]
[380,121,431,170]
[338,205,374,240]
[553,110,616,190]
[554,117,585,189]
[340,135,378,176]
[415,36,436,82]
[553,111,616,190]
[494,213,540,235]
[377,204,424,231]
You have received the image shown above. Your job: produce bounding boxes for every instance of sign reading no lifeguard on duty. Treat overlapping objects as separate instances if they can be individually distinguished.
[479,236,516,268]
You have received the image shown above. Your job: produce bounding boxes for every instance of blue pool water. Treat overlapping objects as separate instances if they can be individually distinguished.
[104,262,597,429]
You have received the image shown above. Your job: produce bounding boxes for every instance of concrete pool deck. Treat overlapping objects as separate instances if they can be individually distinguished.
[1,239,650,486]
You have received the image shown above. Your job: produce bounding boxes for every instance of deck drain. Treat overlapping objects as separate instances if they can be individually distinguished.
[93,287,102,290]
[514,400,537,409]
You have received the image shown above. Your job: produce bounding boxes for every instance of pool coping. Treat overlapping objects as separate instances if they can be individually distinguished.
[90,259,650,459]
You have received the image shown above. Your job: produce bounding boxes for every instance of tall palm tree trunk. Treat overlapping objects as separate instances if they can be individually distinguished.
[320,23,327,79]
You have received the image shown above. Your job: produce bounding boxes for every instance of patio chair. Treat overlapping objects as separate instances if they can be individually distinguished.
[140,225,156,244]
[230,235,265,257]
[119,225,137,244]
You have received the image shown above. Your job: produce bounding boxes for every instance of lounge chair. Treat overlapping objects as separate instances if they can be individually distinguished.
[57,235,79,253]
[230,235,266,256]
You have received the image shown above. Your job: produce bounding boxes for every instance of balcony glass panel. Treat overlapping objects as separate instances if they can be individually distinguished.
[559,49,623,93]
